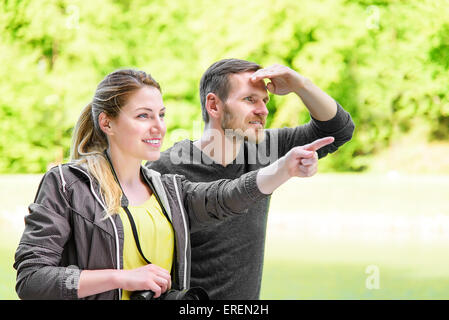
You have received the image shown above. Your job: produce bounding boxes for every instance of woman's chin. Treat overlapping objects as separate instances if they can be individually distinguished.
[144,151,161,162]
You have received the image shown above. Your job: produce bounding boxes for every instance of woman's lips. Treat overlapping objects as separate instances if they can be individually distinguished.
[142,139,161,147]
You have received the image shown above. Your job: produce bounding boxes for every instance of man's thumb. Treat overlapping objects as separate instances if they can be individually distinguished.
[295,149,314,158]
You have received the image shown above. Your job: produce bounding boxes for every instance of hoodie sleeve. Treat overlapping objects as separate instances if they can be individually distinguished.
[180,170,268,231]
[13,167,81,300]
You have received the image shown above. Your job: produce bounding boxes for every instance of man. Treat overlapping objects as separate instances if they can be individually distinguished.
[147,59,355,299]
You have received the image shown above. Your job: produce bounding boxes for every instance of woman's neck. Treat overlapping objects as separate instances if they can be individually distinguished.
[106,146,151,206]
[107,146,141,187]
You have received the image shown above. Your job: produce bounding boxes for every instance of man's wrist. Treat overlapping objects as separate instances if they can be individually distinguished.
[274,156,292,182]
[294,76,312,96]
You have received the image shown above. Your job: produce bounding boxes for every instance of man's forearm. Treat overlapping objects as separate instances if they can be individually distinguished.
[257,157,290,195]
[256,137,334,194]
[295,77,337,121]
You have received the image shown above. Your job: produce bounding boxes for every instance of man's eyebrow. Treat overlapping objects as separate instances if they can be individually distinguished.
[247,93,270,102]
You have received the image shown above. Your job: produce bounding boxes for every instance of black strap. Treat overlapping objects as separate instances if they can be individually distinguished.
[139,167,171,223]
[122,206,152,265]
[103,150,152,265]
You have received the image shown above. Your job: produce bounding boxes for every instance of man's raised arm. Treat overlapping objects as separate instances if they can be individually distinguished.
[250,64,337,121]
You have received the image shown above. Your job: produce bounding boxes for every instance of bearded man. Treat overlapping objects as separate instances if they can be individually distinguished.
[146,58,355,299]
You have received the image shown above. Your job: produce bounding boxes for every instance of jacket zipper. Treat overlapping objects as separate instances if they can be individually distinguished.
[172,174,189,290]
[140,169,188,290]
[68,165,122,300]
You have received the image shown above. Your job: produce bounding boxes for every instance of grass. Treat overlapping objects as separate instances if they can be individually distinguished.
[1,173,449,299]
[260,236,449,299]
[261,259,449,299]
[0,174,42,300]
[260,172,449,299]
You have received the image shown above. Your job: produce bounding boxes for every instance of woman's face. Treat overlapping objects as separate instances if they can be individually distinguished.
[107,86,166,162]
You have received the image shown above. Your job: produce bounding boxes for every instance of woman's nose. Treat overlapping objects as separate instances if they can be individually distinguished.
[150,117,165,134]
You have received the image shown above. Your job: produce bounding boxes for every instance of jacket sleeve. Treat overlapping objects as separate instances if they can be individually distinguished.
[274,101,355,159]
[180,170,268,231]
[13,167,81,300]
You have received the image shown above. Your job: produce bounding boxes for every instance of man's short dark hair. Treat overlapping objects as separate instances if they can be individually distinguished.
[199,58,262,123]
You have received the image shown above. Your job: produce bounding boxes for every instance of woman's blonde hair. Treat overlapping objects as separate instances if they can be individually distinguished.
[70,69,161,216]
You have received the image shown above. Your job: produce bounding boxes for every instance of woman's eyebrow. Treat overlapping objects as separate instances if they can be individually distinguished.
[135,106,166,112]
[136,107,153,112]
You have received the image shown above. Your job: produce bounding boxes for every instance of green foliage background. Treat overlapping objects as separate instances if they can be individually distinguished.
[1,0,448,173]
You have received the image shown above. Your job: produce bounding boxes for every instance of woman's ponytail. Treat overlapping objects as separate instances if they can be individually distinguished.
[71,102,107,160]
[70,102,121,217]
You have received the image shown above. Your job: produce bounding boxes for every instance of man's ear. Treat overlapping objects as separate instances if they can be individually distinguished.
[205,93,223,121]
[98,112,114,136]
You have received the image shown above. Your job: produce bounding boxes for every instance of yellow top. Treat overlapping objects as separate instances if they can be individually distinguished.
[118,193,174,300]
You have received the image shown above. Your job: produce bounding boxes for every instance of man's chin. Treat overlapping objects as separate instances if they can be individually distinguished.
[223,125,266,143]
[242,130,266,144]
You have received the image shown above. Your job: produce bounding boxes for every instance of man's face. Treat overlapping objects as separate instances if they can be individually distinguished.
[220,71,269,143]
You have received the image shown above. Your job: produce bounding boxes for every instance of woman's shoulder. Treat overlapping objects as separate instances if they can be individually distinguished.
[141,165,187,193]
[141,165,180,181]
[45,162,92,190]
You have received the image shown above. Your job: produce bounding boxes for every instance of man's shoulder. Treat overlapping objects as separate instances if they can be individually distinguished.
[160,139,192,155]
[147,139,193,172]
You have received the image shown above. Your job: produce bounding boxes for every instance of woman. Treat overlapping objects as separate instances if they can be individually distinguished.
[13,69,333,300]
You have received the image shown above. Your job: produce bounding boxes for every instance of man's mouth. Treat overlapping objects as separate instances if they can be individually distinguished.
[248,120,264,128]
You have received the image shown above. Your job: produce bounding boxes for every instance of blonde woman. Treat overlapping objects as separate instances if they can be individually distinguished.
[13,69,333,300]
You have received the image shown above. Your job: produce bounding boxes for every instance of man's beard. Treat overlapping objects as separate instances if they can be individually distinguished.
[221,103,265,144]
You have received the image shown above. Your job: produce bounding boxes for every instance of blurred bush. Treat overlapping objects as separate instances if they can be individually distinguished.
[0,0,448,173]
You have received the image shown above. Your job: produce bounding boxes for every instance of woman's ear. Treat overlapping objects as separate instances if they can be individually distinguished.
[205,93,223,121]
[99,112,114,136]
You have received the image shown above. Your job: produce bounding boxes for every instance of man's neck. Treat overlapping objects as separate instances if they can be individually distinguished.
[193,126,243,167]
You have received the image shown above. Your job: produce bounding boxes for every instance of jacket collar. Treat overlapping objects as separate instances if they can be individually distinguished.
[140,166,173,222]
[67,162,173,222]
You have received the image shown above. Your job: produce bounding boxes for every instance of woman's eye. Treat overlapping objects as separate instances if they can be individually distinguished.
[245,97,254,103]
[160,113,165,119]
[137,113,148,118]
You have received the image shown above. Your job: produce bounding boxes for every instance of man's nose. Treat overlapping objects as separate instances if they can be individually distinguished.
[254,101,269,116]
